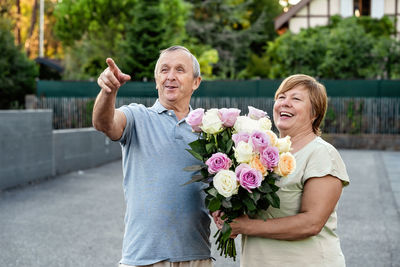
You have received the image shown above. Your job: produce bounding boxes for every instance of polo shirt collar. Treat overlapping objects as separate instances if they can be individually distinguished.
[152,99,193,115]
[152,99,168,114]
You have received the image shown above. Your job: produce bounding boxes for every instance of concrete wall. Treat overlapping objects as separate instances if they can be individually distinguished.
[53,128,121,175]
[0,110,121,190]
[0,110,54,190]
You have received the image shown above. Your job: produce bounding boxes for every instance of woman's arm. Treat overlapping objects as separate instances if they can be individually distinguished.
[229,175,343,240]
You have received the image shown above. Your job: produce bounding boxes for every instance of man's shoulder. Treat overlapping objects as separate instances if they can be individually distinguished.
[118,103,157,117]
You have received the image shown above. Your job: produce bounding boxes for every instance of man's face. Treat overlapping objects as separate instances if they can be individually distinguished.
[155,50,201,107]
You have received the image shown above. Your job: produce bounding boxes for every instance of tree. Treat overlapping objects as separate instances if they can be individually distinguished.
[54,0,137,80]
[186,0,280,79]
[119,0,190,81]
[251,16,400,79]
[0,19,38,109]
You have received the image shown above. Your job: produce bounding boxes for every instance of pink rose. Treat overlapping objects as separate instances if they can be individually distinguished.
[235,163,263,193]
[232,132,250,147]
[260,146,279,170]
[250,131,270,153]
[248,106,267,120]
[186,108,204,132]
[218,108,241,127]
[205,152,232,174]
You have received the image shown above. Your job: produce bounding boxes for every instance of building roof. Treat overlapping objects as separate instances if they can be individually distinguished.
[34,57,64,72]
[275,0,312,30]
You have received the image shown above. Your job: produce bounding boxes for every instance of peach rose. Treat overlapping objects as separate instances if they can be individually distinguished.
[275,152,296,177]
[250,155,268,176]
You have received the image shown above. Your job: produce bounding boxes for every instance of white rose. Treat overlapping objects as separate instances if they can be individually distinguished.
[234,141,254,163]
[258,117,272,132]
[213,170,239,197]
[201,109,223,134]
[233,116,259,134]
[276,136,292,153]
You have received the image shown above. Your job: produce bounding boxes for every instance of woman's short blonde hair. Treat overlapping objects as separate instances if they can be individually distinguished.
[274,74,328,136]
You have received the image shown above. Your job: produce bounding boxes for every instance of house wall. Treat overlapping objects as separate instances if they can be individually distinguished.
[288,0,400,36]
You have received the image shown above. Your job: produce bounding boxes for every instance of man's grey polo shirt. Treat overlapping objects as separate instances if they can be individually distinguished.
[117,99,211,266]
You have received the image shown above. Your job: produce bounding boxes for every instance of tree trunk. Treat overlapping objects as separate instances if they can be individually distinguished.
[16,0,21,45]
[26,0,39,57]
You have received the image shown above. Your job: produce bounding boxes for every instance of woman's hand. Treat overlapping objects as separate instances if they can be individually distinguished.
[229,214,251,238]
[211,210,224,230]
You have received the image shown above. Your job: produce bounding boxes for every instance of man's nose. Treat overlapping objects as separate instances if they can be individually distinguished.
[166,70,176,80]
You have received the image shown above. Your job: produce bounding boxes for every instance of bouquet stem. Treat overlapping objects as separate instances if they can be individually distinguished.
[214,230,237,261]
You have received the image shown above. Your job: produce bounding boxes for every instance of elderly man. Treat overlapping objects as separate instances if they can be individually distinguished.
[93,46,212,267]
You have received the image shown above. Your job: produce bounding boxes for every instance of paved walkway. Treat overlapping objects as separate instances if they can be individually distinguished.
[0,150,399,267]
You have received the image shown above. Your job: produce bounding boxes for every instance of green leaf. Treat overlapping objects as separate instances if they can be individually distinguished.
[231,198,242,210]
[181,174,208,186]
[207,187,219,197]
[208,197,221,212]
[226,139,234,153]
[221,222,232,241]
[186,149,203,161]
[258,182,272,193]
[266,193,280,209]
[250,191,261,203]
[206,143,215,154]
[188,139,207,154]
[257,210,268,221]
[243,196,257,211]
[183,165,204,172]
[222,199,232,209]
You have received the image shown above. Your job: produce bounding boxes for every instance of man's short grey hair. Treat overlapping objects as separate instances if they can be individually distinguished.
[154,45,201,79]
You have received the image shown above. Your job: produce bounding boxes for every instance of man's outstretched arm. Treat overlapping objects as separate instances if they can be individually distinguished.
[93,58,131,141]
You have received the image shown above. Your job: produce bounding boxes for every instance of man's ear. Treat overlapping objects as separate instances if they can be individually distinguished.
[192,76,202,92]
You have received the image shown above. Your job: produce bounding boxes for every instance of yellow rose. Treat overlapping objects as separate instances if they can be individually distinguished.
[275,152,296,177]
[276,136,292,153]
[250,155,268,177]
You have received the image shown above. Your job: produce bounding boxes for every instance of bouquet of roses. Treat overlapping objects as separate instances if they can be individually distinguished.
[184,106,296,261]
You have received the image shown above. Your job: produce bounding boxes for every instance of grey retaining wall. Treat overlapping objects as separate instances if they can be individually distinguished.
[0,110,121,190]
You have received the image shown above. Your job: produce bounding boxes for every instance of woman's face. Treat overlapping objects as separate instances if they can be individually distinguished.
[273,86,315,136]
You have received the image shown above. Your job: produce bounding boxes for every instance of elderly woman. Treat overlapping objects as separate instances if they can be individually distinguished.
[214,74,350,266]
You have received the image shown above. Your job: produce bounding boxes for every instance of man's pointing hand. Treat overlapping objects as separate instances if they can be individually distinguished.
[97,58,131,94]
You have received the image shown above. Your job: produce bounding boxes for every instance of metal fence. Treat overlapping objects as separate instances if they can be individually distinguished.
[36,97,400,134]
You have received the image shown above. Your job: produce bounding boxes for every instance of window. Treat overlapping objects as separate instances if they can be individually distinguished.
[354,0,371,16]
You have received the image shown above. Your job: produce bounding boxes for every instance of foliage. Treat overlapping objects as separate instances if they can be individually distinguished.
[255,16,400,79]
[54,0,137,79]
[186,0,281,79]
[0,19,38,109]
[118,0,189,81]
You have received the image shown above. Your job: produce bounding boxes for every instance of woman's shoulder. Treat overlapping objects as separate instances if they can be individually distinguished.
[305,136,340,157]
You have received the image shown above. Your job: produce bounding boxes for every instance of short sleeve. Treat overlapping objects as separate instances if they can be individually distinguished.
[116,103,140,145]
[302,142,350,186]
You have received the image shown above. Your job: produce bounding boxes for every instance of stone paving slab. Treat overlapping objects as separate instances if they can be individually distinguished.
[0,150,399,267]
